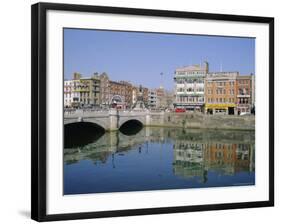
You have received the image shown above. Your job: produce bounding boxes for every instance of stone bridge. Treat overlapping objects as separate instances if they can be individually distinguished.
[64,109,255,131]
[64,109,165,131]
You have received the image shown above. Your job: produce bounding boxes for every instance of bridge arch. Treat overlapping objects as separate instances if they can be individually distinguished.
[64,122,105,148]
[64,118,108,130]
[64,121,105,130]
[119,119,143,136]
[119,118,144,129]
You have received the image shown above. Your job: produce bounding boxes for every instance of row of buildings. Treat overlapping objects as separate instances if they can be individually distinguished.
[64,72,171,109]
[174,62,255,115]
[64,61,255,114]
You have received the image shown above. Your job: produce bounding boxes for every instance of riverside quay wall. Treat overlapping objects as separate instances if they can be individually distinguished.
[149,112,255,131]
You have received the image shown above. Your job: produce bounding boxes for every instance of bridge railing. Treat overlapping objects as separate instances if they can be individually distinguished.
[64,108,110,116]
[64,108,165,117]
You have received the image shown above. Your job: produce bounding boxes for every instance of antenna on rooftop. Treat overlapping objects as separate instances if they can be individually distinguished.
[220,61,223,72]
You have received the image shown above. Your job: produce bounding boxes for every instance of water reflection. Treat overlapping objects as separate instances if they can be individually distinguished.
[64,127,255,194]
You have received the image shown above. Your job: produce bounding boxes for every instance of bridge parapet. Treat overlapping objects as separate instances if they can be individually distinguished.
[64,109,165,131]
[64,109,110,118]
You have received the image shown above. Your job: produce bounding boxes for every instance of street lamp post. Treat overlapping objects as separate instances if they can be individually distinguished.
[160,72,163,88]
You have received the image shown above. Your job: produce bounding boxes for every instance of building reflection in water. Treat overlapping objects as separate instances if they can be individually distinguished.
[173,140,254,182]
[64,126,255,183]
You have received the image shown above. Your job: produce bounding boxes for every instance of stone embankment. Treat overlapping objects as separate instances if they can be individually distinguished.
[148,112,255,131]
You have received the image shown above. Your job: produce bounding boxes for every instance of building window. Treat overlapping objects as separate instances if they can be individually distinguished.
[198,87,204,92]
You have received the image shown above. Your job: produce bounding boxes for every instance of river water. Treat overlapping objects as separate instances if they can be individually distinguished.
[64,126,255,195]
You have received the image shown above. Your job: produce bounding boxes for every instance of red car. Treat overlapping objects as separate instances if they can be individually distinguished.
[175,108,186,113]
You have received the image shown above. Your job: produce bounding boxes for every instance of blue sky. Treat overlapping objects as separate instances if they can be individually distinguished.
[64,28,255,91]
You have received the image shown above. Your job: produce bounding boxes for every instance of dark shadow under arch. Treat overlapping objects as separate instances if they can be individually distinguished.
[119,119,143,136]
[64,122,105,148]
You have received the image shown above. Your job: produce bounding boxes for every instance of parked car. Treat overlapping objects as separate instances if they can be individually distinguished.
[175,108,186,113]
[240,112,251,116]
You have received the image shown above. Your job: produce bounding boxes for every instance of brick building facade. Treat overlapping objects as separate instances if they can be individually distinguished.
[205,72,238,115]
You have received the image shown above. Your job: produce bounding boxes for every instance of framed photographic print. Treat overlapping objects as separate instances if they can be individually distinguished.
[31,2,274,222]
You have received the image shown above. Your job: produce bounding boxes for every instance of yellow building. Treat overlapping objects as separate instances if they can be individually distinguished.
[70,73,101,107]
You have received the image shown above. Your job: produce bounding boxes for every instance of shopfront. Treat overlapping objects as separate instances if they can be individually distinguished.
[205,103,236,115]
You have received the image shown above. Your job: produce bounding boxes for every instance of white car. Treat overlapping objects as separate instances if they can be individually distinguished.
[240,112,251,116]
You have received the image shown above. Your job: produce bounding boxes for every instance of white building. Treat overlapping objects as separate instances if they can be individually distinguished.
[64,80,80,108]
[251,74,255,109]
[148,89,157,108]
[174,62,209,111]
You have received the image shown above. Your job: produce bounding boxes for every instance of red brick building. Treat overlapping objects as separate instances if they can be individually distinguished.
[236,75,252,114]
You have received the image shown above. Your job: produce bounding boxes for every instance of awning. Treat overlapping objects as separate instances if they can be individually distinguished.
[205,103,236,109]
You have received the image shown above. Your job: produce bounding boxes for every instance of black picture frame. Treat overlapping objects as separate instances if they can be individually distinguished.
[31,2,274,222]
